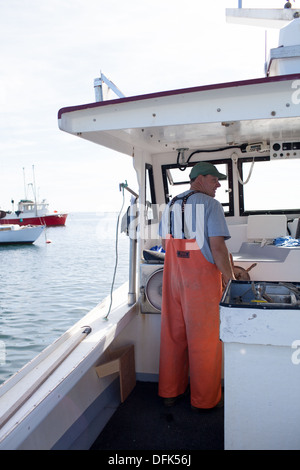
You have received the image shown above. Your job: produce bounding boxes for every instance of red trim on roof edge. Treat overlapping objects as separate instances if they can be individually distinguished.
[58,74,300,120]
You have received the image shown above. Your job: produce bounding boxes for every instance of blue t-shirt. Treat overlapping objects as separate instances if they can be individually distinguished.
[159,190,230,264]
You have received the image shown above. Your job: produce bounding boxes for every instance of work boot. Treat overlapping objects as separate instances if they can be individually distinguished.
[163,386,189,407]
[191,393,224,412]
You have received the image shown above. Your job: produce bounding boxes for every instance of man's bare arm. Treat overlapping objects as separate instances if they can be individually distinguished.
[209,236,235,285]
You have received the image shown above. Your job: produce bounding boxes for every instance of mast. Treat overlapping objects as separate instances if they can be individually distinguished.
[23,167,27,199]
[94,72,125,102]
[32,165,38,215]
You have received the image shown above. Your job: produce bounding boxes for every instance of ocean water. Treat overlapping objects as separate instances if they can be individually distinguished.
[0,212,130,385]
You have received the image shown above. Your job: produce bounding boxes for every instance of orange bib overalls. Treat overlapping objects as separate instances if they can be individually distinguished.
[158,193,222,409]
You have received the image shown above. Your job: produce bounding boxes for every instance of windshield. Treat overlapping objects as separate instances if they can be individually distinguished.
[162,161,233,215]
[239,158,300,215]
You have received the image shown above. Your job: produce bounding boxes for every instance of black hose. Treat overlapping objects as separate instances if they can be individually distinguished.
[177,144,245,171]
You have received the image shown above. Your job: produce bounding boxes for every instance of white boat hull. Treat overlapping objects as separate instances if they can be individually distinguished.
[0,225,45,244]
[0,283,160,450]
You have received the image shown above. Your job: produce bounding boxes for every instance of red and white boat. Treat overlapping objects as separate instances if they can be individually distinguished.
[0,200,67,227]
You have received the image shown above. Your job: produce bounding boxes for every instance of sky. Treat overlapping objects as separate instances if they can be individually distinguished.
[1,0,299,213]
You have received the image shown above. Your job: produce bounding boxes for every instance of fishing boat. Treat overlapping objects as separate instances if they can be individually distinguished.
[0,199,68,227]
[1,4,300,452]
[0,224,45,245]
[0,167,67,227]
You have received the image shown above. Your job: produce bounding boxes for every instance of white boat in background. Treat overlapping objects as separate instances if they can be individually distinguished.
[1,3,300,451]
[0,224,45,245]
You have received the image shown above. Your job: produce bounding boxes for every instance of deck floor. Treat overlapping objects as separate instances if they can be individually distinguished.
[91,381,224,451]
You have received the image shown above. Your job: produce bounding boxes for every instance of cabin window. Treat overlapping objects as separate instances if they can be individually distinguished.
[162,159,233,216]
[145,164,157,223]
[239,157,300,215]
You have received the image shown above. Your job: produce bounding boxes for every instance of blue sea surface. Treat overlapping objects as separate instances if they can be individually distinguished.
[0,212,130,384]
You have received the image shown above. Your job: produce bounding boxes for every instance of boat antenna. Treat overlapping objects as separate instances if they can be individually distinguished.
[265,29,267,66]
[23,167,27,199]
[32,165,38,216]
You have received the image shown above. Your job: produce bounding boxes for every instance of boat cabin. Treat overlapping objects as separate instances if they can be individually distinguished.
[58,73,300,287]
[57,18,300,449]
[18,199,49,213]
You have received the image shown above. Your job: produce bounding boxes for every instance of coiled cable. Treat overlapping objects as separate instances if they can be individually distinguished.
[104,186,126,320]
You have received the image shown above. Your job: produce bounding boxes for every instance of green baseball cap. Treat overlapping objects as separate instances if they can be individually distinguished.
[189,162,227,180]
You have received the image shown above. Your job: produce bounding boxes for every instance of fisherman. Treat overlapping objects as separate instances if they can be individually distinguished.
[158,162,235,410]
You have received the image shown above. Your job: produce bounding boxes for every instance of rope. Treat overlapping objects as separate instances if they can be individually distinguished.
[231,152,255,185]
[104,186,126,320]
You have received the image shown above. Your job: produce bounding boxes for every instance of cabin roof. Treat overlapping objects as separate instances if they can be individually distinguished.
[58,74,300,156]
